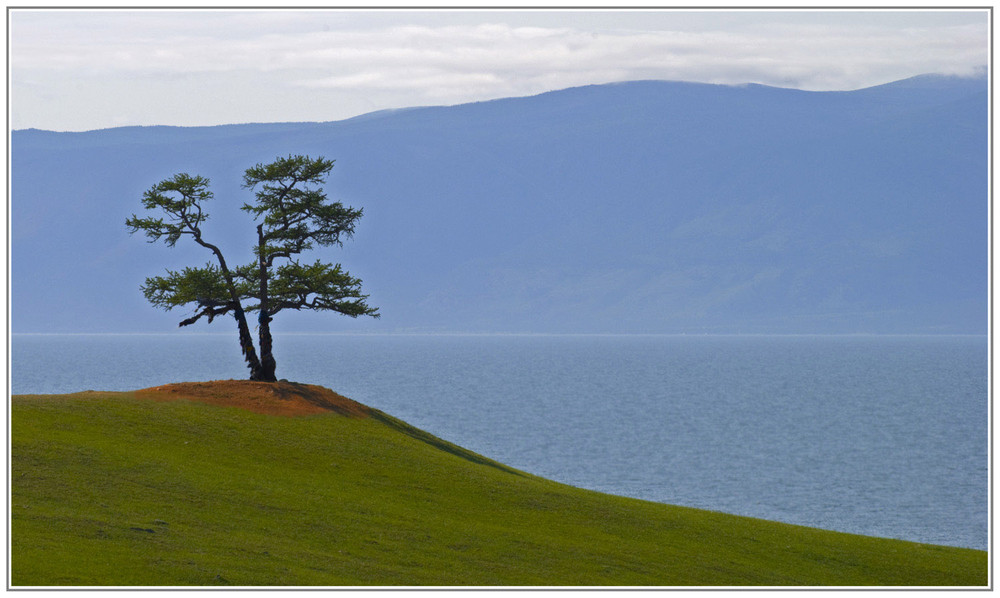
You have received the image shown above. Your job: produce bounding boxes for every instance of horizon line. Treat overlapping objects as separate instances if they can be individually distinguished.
[10,332,989,337]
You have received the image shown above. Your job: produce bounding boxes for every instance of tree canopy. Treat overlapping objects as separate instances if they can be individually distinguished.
[127,155,379,381]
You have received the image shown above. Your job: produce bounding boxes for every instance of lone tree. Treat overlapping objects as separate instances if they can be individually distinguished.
[127,155,379,382]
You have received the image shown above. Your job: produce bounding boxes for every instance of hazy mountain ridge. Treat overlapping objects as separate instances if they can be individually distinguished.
[12,75,987,333]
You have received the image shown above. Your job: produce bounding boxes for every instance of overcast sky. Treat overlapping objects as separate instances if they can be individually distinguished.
[9,8,989,132]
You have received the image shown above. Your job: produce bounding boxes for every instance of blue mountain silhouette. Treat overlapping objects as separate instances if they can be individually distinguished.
[11,74,987,334]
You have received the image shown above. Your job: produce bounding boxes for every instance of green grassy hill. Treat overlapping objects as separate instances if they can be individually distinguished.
[11,383,988,587]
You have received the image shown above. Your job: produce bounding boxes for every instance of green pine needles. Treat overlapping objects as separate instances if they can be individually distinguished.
[127,155,379,381]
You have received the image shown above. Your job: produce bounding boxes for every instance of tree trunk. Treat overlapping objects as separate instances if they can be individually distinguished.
[189,233,267,380]
[234,305,266,380]
[257,313,277,382]
[255,224,278,382]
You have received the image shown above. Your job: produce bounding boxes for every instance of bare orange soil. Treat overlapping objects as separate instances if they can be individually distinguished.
[134,380,373,418]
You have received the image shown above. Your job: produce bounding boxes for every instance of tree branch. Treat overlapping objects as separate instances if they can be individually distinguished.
[179,303,235,327]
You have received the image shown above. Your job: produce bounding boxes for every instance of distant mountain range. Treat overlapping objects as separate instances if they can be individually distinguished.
[11,74,987,334]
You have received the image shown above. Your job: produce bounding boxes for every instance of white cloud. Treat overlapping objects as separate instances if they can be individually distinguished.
[8,9,989,131]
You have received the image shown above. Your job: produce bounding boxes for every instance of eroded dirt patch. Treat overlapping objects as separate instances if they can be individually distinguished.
[134,380,373,418]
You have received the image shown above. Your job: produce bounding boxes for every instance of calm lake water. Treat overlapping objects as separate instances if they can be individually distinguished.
[11,333,988,550]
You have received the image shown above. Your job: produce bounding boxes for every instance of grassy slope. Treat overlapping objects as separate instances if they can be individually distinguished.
[11,391,987,587]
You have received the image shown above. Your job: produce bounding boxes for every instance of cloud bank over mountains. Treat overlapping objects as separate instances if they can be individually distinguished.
[10,10,987,131]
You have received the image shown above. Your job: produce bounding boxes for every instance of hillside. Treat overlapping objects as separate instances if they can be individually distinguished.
[11,382,987,586]
[10,74,987,334]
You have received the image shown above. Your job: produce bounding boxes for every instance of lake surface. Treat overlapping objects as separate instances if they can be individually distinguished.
[11,333,988,550]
